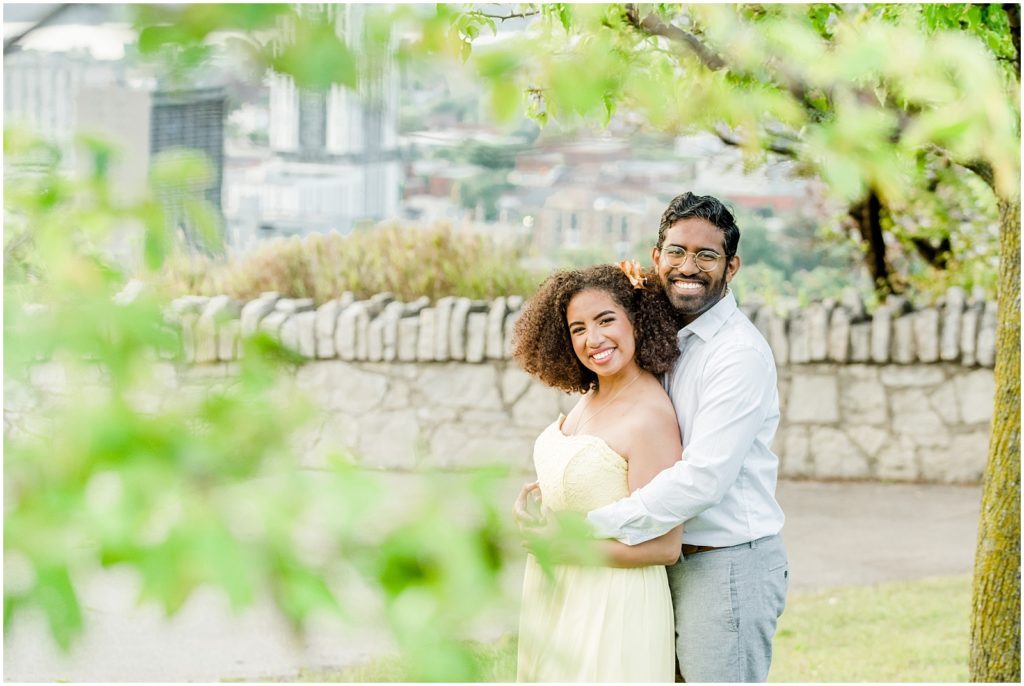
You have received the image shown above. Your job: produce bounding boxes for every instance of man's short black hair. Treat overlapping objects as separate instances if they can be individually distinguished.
[656,192,740,257]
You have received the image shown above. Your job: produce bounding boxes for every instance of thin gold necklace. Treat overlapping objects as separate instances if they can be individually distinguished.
[572,371,644,436]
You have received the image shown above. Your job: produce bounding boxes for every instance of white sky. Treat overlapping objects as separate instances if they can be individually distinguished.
[3,21,135,60]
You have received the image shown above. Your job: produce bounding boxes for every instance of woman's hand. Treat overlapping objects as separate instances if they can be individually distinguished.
[513,480,544,531]
[521,505,605,566]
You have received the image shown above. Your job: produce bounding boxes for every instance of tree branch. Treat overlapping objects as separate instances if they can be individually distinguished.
[713,123,799,157]
[471,10,541,22]
[963,160,997,192]
[929,144,998,193]
[4,4,77,56]
[623,5,830,119]
[623,4,726,70]
[909,235,952,270]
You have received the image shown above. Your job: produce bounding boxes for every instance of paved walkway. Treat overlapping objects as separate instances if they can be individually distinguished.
[4,477,981,682]
[775,479,980,591]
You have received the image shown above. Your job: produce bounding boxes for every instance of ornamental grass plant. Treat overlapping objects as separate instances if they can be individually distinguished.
[151,223,543,304]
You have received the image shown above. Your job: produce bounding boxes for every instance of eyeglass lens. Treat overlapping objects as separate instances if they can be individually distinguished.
[663,248,721,271]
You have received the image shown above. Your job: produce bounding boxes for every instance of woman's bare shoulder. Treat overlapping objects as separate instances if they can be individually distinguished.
[627,377,680,438]
[618,377,681,470]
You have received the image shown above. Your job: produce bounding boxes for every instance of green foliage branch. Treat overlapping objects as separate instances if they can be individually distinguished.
[441,5,1020,680]
[1,10,576,675]
[449,3,1018,297]
[1,89,544,686]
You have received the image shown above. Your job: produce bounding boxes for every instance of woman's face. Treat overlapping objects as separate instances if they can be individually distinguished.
[565,288,637,378]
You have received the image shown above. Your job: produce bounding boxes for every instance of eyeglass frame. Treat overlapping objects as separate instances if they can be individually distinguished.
[656,245,731,272]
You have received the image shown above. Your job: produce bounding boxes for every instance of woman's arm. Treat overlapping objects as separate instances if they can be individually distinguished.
[600,400,683,568]
[599,525,682,567]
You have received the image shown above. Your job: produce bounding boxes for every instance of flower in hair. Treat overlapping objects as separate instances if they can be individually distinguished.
[617,259,647,289]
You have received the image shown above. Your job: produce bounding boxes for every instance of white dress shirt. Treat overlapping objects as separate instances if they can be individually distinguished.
[587,291,786,546]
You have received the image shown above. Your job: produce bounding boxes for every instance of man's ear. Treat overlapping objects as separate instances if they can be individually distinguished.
[650,245,660,268]
[725,254,741,283]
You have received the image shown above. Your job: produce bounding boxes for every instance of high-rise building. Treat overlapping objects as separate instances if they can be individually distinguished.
[76,84,227,248]
[150,87,226,214]
[268,6,398,160]
[3,49,123,155]
[239,3,401,241]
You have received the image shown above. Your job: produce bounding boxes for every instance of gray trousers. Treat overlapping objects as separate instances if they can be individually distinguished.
[666,534,788,683]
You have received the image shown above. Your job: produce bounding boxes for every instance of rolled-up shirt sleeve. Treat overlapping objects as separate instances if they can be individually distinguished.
[587,343,774,545]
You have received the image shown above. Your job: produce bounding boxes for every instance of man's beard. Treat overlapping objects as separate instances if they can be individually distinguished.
[663,272,728,323]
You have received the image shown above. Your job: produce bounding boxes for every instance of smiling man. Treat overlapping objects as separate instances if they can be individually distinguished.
[587,192,788,683]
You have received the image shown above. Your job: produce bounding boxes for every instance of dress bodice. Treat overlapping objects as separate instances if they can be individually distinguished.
[532,416,629,514]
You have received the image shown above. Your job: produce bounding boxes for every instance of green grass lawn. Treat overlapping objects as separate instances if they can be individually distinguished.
[261,574,969,682]
[770,575,969,682]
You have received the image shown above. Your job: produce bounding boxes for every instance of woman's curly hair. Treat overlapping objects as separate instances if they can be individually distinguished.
[512,264,681,394]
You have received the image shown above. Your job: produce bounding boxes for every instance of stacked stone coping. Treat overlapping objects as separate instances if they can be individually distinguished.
[165,286,997,368]
[165,291,526,365]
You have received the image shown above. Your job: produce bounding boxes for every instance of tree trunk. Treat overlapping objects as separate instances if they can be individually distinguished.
[969,195,1021,683]
[847,189,898,296]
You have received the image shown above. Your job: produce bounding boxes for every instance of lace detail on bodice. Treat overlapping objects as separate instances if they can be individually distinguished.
[532,417,629,514]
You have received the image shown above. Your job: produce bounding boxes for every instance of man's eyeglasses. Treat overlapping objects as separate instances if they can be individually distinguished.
[659,246,727,272]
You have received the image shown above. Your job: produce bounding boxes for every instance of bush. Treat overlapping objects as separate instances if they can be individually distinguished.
[151,223,544,304]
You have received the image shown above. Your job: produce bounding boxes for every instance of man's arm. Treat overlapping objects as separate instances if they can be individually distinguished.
[587,343,775,545]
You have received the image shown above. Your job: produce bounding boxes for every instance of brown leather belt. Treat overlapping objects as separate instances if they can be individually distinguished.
[680,543,722,556]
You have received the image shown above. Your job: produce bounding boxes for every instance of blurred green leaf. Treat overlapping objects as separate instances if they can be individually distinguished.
[75,134,117,182]
[194,525,256,611]
[134,3,288,44]
[143,221,173,271]
[137,23,193,55]
[522,511,603,579]
[4,594,23,635]
[271,556,341,627]
[150,150,215,193]
[181,198,223,254]
[35,566,83,651]
[601,93,616,127]
[137,536,195,616]
[475,44,522,79]
[268,15,357,90]
[490,79,521,124]
[558,5,572,33]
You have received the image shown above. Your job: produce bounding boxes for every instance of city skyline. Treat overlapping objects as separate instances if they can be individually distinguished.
[4,3,824,263]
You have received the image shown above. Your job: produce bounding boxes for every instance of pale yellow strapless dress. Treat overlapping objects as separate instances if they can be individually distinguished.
[516,417,675,682]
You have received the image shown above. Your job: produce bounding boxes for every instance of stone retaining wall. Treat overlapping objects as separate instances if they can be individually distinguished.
[12,288,997,484]
[167,287,998,483]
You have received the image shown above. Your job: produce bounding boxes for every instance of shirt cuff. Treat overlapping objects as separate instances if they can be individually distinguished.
[585,509,621,541]
[587,501,650,545]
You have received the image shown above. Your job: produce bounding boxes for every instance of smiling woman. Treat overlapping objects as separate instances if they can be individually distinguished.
[509,263,686,681]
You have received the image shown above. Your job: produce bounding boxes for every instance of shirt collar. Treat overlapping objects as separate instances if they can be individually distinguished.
[678,290,738,343]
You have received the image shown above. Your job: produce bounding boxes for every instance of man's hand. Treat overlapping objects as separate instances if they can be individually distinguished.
[513,480,544,531]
